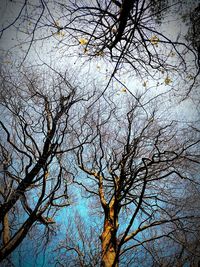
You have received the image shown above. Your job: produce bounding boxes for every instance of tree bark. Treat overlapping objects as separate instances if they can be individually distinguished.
[2,213,10,245]
[100,204,119,267]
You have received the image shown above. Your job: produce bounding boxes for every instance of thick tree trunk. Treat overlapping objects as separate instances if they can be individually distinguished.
[2,213,10,245]
[100,204,119,267]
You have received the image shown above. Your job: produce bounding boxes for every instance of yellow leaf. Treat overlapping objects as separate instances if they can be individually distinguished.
[83,48,88,54]
[56,31,65,37]
[111,27,117,33]
[95,50,104,56]
[164,76,172,85]
[45,171,49,179]
[55,21,60,27]
[79,38,88,45]
[169,51,175,57]
[149,35,159,46]
[121,88,127,93]
[187,74,193,80]
[60,31,65,37]
[143,81,147,87]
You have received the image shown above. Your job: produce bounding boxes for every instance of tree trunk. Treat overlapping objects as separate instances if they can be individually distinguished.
[2,213,10,245]
[100,205,119,267]
[0,212,37,262]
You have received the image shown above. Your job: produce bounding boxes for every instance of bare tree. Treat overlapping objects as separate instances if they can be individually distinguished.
[0,1,199,265]
[73,93,200,267]
[0,66,93,262]
[54,212,101,267]
[1,1,199,96]
[119,177,200,266]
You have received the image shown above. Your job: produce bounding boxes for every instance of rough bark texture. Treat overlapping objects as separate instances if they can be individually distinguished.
[101,203,119,267]
[2,213,10,245]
